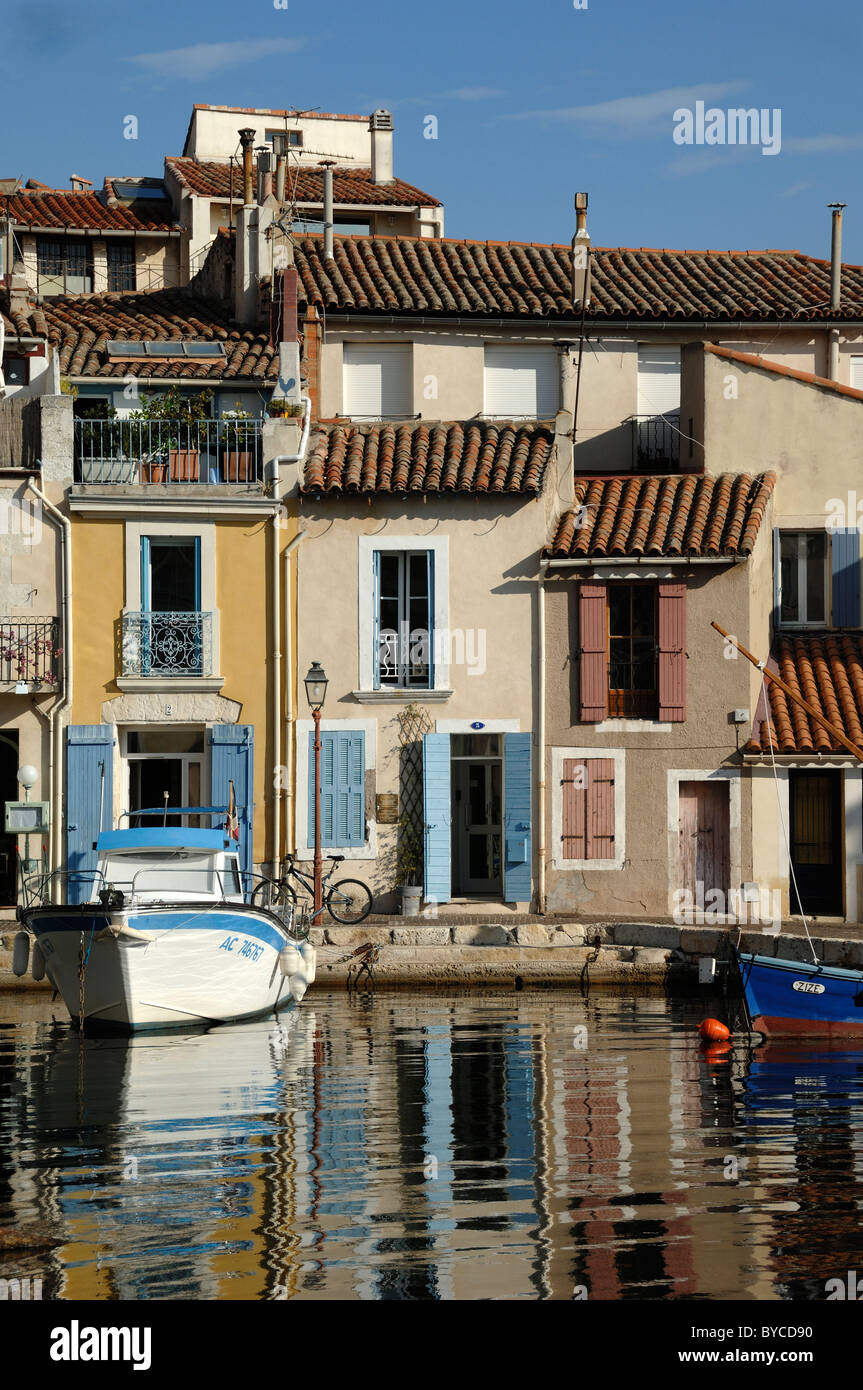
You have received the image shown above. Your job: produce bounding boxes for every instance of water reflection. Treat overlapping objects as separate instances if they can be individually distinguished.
[1,990,863,1299]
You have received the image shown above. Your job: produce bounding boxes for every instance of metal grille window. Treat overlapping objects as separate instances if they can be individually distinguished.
[107,241,136,291]
[376,551,432,688]
[779,532,828,626]
[37,237,92,293]
[608,584,658,718]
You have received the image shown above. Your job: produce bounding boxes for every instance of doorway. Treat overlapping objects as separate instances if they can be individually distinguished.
[126,727,205,828]
[789,770,843,916]
[0,733,20,905]
[451,734,503,897]
[678,780,730,903]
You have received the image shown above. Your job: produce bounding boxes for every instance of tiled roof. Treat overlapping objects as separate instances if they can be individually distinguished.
[1,188,178,232]
[32,288,277,379]
[1,298,44,339]
[302,420,553,495]
[706,344,863,402]
[544,472,776,559]
[166,158,441,207]
[291,236,863,321]
[745,633,863,755]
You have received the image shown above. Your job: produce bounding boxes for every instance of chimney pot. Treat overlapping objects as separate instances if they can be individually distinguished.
[369,108,394,185]
[239,128,256,206]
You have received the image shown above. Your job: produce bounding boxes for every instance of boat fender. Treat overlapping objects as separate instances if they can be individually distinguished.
[289,971,309,1003]
[279,945,302,977]
[300,943,317,986]
[12,931,30,977]
[31,942,45,983]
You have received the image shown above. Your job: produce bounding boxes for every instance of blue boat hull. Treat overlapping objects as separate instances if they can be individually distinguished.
[738,951,863,1038]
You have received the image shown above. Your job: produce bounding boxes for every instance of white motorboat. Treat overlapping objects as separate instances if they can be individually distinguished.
[18,820,316,1031]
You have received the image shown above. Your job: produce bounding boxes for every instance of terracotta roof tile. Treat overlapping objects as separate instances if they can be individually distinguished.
[302,420,553,496]
[544,471,776,559]
[746,633,863,754]
[291,236,863,321]
[34,288,276,380]
[1,187,178,232]
[166,158,441,208]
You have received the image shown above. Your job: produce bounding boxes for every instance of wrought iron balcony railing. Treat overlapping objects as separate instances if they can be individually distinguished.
[74,419,264,485]
[122,612,213,678]
[630,413,681,470]
[0,619,62,687]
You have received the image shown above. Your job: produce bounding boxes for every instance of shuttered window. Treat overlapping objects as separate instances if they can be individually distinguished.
[342,344,411,419]
[578,582,608,721]
[851,356,863,391]
[308,730,365,848]
[483,346,558,418]
[561,758,615,861]
[637,346,681,417]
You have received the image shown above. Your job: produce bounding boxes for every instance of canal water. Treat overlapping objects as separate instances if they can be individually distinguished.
[1,987,863,1301]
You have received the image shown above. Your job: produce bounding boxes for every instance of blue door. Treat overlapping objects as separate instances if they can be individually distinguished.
[209,724,254,885]
[504,732,532,905]
[422,733,451,905]
[65,725,114,904]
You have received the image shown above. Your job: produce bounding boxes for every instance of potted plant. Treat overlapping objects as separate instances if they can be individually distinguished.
[220,405,256,482]
[267,397,304,420]
[395,813,424,917]
[129,386,214,483]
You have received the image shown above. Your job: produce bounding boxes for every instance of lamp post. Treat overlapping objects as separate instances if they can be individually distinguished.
[304,661,328,915]
[17,764,39,878]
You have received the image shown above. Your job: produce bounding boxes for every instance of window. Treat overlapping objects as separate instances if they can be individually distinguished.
[636,346,680,466]
[135,537,204,676]
[778,531,828,626]
[267,129,303,152]
[608,585,658,718]
[483,345,558,418]
[342,343,411,419]
[307,730,365,848]
[107,241,136,292]
[376,550,432,688]
[561,758,616,861]
[851,356,863,391]
[37,237,92,294]
[3,357,28,387]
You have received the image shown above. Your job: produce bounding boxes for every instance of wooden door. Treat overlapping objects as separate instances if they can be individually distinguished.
[679,781,730,900]
[789,771,843,916]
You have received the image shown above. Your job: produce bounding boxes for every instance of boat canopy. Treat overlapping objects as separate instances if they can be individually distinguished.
[97,828,237,854]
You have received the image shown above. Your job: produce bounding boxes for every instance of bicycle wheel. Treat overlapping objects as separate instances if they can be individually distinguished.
[252,878,297,911]
[326,878,373,924]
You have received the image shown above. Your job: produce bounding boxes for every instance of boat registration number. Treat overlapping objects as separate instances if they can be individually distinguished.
[219,935,265,963]
[792,980,826,995]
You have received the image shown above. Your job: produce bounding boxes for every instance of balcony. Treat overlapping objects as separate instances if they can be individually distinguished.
[0,619,62,690]
[122,611,213,678]
[74,419,263,486]
[630,413,681,471]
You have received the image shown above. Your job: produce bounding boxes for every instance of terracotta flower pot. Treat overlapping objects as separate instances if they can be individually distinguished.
[224,450,253,482]
[141,460,168,484]
[169,449,200,482]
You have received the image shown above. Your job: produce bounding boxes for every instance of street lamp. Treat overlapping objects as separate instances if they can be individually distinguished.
[304,662,328,915]
[17,764,39,878]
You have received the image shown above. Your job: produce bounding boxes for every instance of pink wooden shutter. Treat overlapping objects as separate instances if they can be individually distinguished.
[578,583,608,721]
[587,758,615,859]
[562,759,587,858]
[658,581,687,722]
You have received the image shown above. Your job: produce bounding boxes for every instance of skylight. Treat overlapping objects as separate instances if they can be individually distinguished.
[112,181,170,201]
[106,340,226,359]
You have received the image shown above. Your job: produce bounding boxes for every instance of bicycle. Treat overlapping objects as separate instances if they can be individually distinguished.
[251,854,373,924]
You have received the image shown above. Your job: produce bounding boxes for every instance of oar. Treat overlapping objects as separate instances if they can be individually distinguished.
[711,621,863,763]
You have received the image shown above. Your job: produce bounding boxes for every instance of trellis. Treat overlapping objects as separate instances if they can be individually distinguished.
[397,704,432,881]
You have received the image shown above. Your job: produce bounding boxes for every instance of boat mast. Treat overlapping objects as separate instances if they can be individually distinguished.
[711,621,863,763]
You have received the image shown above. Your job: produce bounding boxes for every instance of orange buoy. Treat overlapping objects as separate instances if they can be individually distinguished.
[698,1018,731,1042]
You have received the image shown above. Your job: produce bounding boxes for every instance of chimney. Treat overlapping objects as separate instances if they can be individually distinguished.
[257,147,274,205]
[239,128,256,206]
[70,175,92,192]
[369,109,394,185]
[275,152,286,203]
[320,160,335,259]
[828,202,846,380]
[571,191,591,309]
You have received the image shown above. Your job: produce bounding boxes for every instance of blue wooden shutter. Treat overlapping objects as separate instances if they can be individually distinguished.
[504,732,532,905]
[209,724,254,881]
[308,730,365,848]
[65,725,114,904]
[423,732,451,904]
[832,528,860,627]
[772,529,782,632]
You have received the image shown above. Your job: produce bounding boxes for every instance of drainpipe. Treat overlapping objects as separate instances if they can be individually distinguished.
[536,573,546,913]
[283,530,309,854]
[28,479,71,895]
[268,397,312,873]
[828,202,846,381]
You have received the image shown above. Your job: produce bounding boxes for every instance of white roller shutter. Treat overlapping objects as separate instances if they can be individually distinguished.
[637,346,681,417]
[850,356,863,391]
[483,346,559,418]
[343,344,411,418]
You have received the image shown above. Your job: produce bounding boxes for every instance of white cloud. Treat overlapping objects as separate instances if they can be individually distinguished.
[778,180,815,198]
[443,87,506,102]
[502,81,751,131]
[128,37,305,81]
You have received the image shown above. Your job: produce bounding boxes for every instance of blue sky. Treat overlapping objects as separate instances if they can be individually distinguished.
[2,0,862,259]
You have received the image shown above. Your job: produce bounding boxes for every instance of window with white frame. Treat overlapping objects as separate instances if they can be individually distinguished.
[342,343,411,419]
[483,345,558,418]
[851,355,863,391]
[376,550,432,687]
[778,531,829,626]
